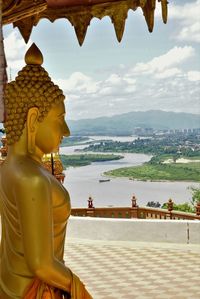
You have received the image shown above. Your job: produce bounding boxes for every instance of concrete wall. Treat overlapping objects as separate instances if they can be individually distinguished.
[68,216,200,244]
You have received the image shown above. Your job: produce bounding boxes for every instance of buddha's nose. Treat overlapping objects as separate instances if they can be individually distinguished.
[63,121,70,137]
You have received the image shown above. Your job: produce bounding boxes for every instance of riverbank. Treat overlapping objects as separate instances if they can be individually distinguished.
[60,153,123,167]
[59,144,198,207]
[105,160,200,182]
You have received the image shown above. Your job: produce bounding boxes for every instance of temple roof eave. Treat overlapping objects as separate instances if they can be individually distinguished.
[2,0,168,45]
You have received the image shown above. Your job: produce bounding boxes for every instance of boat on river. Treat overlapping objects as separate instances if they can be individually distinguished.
[99,179,110,183]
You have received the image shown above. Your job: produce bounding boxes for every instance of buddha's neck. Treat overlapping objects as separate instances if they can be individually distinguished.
[7,130,43,164]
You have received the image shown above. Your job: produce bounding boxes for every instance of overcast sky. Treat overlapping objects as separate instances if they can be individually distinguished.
[3,0,200,120]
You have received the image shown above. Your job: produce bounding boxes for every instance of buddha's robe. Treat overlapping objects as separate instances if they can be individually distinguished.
[24,273,92,299]
[0,164,71,299]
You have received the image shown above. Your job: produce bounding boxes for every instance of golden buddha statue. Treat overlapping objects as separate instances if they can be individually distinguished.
[0,43,92,299]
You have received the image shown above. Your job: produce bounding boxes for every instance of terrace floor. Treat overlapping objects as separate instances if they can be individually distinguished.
[64,239,200,299]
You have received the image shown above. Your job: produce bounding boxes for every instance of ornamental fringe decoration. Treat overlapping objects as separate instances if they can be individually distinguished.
[2,0,168,45]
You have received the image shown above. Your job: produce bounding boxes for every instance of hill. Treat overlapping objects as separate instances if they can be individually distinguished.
[68,110,200,136]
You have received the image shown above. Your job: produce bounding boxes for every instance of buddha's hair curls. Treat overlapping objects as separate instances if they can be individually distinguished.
[4,65,65,145]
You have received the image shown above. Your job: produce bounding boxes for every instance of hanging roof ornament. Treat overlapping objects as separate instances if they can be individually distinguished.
[2,0,168,45]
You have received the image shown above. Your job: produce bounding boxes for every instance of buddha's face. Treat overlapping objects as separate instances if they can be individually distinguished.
[35,101,69,154]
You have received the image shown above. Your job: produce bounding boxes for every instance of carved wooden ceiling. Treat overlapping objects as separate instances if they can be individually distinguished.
[2,0,168,45]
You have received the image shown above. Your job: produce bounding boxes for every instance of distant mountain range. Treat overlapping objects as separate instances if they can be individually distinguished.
[68,110,200,136]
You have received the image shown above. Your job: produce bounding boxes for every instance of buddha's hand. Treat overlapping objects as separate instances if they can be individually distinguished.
[70,271,93,299]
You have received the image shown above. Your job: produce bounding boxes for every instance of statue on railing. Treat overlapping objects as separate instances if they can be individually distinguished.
[0,43,92,299]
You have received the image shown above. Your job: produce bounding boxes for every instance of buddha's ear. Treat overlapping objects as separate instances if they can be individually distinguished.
[27,107,39,132]
[27,107,40,154]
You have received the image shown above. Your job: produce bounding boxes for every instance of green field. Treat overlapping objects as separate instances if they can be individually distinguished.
[60,153,123,168]
[105,161,200,182]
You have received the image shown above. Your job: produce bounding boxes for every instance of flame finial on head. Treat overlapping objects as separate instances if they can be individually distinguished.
[25,43,43,65]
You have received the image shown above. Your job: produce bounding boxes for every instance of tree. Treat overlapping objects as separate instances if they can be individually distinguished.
[147,201,161,208]
[189,186,200,207]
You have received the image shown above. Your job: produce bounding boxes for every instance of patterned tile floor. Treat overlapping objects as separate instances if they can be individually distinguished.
[64,239,200,299]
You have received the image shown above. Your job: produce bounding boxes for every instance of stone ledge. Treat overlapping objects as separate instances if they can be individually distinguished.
[68,216,200,244]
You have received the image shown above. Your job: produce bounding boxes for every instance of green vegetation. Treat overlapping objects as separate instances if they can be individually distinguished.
[60,153,123,168]
[147,186,200,213]
[83,131,200,182]
[147,191,200,213]
[105,161,200,182]
[147,200,195,213]
[162,202,195,213]
[83,136,200,157]
[189,185,200,206]
[161,191,200,213]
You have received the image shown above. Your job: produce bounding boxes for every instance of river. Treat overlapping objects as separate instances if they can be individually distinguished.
[60,137,199,208]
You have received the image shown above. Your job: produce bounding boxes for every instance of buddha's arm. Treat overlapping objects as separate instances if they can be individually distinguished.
[15,175,71,293]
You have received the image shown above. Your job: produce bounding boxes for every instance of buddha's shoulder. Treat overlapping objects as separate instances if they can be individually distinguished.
[2,156,50,184]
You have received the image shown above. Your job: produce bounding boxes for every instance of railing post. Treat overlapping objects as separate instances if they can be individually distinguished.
[130,194,138,218]
[88,196,94,208]
[131,195,137,208]
[196,202,200,216]
[167,198,174,219]
[87,196,95,217]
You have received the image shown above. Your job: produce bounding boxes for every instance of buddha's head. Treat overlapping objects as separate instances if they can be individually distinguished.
[4,43,69,153]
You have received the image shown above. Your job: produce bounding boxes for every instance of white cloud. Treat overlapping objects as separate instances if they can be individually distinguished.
[155,68,182,79]
[3,28,199,120]
[125,85,136,93]
[124,77,136,85]
[56,46,199,119]
[169,0,200,43]
[155,0,200,43]
[178,22,200,43]
[4,31,32,74]
[187,71,200,81]
[105,74,122,85]
[133,46,194,75]
[56,72,99,94]
[169,0,200,21]
[99,86,113,96]
[4,31,25,61]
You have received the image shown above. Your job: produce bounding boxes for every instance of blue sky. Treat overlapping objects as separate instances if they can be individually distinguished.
[3,0,200,120]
